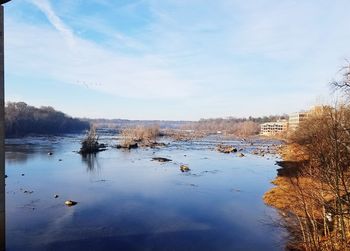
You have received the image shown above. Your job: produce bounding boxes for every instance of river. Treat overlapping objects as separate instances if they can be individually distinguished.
[5,133,285,251]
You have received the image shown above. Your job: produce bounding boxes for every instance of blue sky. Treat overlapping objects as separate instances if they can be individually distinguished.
[4,0,350,120]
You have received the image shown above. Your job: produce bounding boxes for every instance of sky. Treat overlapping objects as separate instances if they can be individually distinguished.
[4,0,350,120]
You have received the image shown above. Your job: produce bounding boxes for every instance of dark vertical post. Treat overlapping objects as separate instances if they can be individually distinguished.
[0,5,5,251]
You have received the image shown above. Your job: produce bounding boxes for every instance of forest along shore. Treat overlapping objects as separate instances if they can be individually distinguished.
[5,102,89,136]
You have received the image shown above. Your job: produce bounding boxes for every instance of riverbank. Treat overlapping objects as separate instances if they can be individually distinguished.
[263,141,350,250]
[263,144,314,250]
[263,143,308,211]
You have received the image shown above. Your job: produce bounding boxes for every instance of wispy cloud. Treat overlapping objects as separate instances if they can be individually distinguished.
[5,0,350,119]
[31,0,76,47]
[6,16,195,100]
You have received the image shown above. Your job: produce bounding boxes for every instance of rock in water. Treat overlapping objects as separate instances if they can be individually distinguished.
[65,200,77,206]
[116,142,138,149]
[217,145,237,153]
[238,153,245,157]
[180,165,190,172]
[152,157,172,162]
[54,194,59,198]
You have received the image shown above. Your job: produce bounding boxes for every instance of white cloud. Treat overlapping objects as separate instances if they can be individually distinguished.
[31,0,76,47]
[5,0,350,119]
[6,5,196,99]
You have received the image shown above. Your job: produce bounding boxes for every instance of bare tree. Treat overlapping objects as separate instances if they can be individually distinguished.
[266,104,350,250]
[332,61,350,95]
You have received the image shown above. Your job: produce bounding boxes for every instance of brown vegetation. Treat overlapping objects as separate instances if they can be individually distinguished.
[118,125,163,148]
[162,129,207,141]
[264,104,350,250]
[183,119,260,137]
[79,125,106,154]
[264,65,350,250]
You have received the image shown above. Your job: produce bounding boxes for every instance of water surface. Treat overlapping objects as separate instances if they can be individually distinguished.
[6,134,284,251]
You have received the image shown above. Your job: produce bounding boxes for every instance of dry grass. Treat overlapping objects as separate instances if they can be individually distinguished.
[264,144,324,217]
[278,143,309,161]
[162,129,207,141]
[264,141,350,250]
[119,125,160,147]
[264,176,332,219]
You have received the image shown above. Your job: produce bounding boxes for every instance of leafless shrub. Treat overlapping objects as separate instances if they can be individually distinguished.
[80,125,105,154]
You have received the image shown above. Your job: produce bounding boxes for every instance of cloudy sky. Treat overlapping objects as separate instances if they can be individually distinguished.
[4,0,350,120]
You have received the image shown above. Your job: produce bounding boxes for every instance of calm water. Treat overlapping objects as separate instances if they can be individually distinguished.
[5,134,284,251]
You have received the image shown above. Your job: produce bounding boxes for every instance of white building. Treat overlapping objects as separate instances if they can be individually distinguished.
[288,112,308,131]
[260,120,288,136]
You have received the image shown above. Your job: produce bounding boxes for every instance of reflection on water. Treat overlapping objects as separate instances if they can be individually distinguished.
[5,150,29,164]
[5,135,285,251]
[81,154,101,173]
[5,144,52,164]
[5,136,72,164]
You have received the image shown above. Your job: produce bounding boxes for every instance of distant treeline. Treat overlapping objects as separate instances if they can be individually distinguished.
[182,115,288,137]
[5,102,89,136]
[88,115,287,131]
[87,118,191,129]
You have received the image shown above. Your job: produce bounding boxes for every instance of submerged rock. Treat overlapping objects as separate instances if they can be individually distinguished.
[152,157,172,162]
[79,142,107,155]
[180,165,191,172]
[116,142,138,149]
[117,141,167,149]
[65,200,77,206]
[140,141,167,148]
